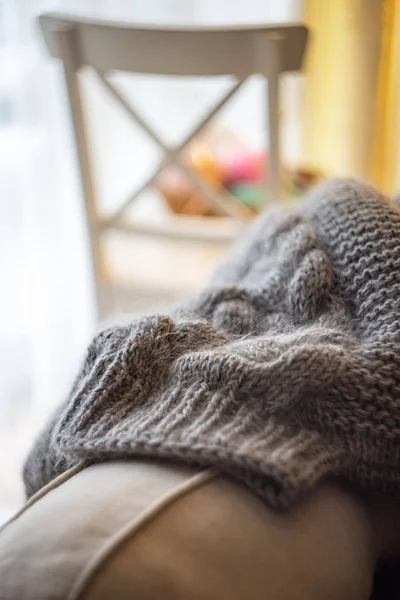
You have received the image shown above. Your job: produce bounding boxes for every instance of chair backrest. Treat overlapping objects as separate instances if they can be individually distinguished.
[39,13,308,77]
[38,12,308,320]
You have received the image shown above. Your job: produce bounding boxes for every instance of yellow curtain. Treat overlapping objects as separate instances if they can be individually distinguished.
[371,0,400,193]
[303,0,383,181]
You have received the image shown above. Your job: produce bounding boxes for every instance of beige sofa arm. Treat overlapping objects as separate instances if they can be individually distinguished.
[0,460,376,600]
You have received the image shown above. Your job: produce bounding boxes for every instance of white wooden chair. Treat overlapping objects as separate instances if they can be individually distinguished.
[39,13,308,320]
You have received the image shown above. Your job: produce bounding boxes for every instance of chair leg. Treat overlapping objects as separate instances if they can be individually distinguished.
[263,40,281,204]
[58,28,104,322]
[267,71,280,203]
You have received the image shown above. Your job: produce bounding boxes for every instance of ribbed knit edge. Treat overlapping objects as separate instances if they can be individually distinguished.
[55,385,346,510]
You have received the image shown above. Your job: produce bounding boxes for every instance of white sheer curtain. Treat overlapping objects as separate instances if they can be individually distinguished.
[0,0,303,516]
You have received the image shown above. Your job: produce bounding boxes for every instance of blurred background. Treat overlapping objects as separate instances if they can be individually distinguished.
[1,0,399,520]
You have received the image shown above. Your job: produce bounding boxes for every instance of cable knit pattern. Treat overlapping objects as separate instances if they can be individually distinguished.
[23,179,400,508]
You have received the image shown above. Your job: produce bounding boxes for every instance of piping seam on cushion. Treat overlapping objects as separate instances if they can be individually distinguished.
[67,467,219,600]
[0,461,88,535]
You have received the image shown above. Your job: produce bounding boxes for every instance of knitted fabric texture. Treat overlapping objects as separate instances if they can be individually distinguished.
[23,179,400,508]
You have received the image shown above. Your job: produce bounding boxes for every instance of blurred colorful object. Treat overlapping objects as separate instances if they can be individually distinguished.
[219,150,267,212]
[190,141,222,189]
[221,151,266,187]
[156,130,324,217]
[229,183,264,210]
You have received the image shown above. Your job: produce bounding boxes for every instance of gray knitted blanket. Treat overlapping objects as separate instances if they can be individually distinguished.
[23,179,400,508]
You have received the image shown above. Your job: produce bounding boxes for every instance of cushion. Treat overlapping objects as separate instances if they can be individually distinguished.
[0,460,375,599]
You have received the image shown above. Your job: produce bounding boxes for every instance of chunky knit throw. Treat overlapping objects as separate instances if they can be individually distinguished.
[23,179,400,508]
